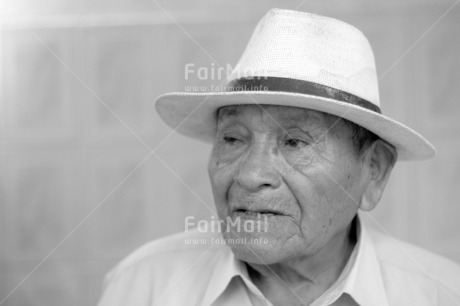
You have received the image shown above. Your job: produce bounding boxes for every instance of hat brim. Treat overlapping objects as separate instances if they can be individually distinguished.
[155,91,435,160]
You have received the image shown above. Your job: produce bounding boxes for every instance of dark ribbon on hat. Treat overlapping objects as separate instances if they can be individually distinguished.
[226,76,381,114]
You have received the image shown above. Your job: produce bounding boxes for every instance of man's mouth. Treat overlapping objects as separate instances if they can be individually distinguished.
[234,209,281,217]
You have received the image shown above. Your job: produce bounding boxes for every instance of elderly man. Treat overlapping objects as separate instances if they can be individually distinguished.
[98,8,460,306]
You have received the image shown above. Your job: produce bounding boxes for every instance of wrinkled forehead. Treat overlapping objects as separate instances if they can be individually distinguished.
[216,104,327,126]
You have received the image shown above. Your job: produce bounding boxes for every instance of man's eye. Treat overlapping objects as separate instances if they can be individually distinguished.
[284,138,307,148]
[223,136,240,144]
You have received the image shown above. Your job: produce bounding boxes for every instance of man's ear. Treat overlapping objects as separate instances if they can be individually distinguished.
[360,139,397,211]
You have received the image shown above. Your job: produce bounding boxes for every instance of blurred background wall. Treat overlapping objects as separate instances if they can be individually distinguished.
[0,0,459,305]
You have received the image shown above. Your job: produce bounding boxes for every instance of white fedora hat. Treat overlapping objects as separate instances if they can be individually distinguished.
[155,8,435,160]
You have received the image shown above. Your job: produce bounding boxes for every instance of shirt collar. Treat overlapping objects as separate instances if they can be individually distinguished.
[202,238,249,306]
[203,214,390,306]
[342,215,389,306]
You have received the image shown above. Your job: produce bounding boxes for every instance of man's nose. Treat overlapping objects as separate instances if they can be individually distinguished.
[234,141,281,192]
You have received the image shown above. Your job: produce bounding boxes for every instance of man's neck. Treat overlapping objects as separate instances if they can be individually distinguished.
[246,219,357,306]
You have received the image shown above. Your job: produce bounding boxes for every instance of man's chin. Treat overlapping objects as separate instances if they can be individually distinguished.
[221,231,283,265]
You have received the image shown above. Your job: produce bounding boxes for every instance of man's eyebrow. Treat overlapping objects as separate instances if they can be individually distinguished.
[217,107,241,120]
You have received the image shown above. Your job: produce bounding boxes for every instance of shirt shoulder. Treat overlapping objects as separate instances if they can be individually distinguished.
[98,228,228,306]
[369,229,460,304]
[109,228,222,275]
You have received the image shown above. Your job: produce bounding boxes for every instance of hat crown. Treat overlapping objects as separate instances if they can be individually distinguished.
[230,9,380,106]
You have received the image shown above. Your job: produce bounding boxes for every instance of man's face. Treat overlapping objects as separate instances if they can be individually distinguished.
[208,105,369,264]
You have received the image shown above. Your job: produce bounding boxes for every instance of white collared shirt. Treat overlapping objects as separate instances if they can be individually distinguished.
[98,215,460,306]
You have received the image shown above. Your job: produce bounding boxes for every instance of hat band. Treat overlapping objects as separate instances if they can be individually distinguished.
[227,77,381,114]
